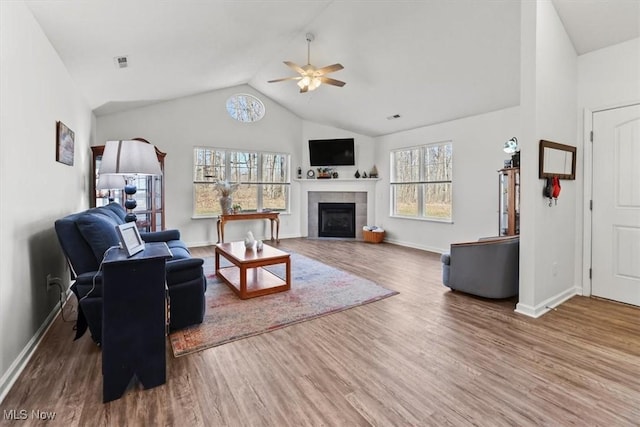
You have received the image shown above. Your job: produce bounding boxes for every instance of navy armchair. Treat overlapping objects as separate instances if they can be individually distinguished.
[55,202,206,344]
[441,235,519,299]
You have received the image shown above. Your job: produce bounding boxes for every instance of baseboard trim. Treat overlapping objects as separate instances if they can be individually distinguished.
[0,291,71,404]
[382,237,446,255]
[515,286,580,318]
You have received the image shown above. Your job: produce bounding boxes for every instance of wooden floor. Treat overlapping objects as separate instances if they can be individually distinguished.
[1,238,639,426]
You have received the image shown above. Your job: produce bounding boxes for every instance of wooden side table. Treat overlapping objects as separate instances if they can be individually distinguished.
[216,211,280,243]
[102,242,172,402]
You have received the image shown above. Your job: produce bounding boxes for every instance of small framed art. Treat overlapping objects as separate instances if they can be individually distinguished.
[56,121,74,166]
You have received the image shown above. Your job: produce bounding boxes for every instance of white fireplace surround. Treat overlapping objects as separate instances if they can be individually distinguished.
[297,179,379,239]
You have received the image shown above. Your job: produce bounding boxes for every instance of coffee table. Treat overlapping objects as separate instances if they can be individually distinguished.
[215,241,290,299]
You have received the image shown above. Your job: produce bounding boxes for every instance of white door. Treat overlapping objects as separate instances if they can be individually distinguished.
[592,104,640,306]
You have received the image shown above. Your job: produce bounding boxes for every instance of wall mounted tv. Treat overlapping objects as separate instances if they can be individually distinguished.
[308,138,355,166]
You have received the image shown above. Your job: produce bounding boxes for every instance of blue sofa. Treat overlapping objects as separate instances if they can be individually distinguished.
[55,202,206,344]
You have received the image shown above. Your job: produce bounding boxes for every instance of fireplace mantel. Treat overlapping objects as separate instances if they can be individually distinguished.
[296,179,380,238]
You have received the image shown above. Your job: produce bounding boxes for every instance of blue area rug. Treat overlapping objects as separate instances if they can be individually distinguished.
[170,252,398,356]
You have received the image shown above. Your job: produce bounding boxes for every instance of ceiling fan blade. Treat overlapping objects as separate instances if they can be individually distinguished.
[319,76,346,87]
[268,76,302,83]
[284,61,305,74]
[315,63,344,75]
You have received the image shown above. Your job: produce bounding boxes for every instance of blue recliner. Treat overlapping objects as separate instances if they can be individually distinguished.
[55,202,206,344]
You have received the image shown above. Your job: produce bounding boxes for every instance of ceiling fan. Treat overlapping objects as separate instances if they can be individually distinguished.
[268,33,345,93]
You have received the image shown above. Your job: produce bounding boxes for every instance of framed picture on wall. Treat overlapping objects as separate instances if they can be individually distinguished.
[56,121,74,166]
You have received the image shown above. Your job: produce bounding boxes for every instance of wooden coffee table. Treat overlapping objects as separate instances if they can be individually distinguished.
[215,241,290,299]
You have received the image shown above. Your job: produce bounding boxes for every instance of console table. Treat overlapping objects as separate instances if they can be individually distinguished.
[216,211,280,243]
[102,242,171,402]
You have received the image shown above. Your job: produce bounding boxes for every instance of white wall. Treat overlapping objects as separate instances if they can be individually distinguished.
[578,38,640,110]
[0,1,94,401]
[374,107,520,253]
[96,86,376,245]
[517,0,578,317]
[96,85,304,245]
[577,37,640,295]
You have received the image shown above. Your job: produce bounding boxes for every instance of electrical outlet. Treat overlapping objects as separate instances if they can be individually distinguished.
[551,262,558,277]
[46,274,61,290]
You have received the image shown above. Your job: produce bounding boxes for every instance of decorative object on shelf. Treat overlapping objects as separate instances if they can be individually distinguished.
[214,180,240,214]
[306,169,315,179]
[232,204,242,214]
[244,231,256,249]
[297,167,302,179]
[99,140,163,223]
[503,137,520,168]
[332,171,339,179]
[56,121,75,166]
[362,171,368,178]
[256,240,264,252]
[316,167,333,179]
[354,170,361,178]
[369,165,379,178]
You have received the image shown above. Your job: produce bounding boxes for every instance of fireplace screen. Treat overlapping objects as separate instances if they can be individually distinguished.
[318,203,356,238]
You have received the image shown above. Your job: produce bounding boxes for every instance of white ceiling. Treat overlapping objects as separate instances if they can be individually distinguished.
[25,0,639,137]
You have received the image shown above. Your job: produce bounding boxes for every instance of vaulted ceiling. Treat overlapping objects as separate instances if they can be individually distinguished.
[25,0,639,137]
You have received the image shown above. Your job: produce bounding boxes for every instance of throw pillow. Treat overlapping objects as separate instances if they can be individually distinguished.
[76,212,120,262]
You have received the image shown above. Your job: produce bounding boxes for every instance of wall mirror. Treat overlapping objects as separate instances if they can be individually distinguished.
[539,140,576,180]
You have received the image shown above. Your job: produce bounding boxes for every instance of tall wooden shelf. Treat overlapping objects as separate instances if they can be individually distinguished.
[90,139,166,232]
[499,167,520,236]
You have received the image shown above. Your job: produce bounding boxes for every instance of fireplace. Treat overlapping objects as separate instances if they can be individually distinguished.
[305,190,369,239]
[318,203,356,238]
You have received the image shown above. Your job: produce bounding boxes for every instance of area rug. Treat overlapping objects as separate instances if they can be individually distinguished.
[169,252,398,357]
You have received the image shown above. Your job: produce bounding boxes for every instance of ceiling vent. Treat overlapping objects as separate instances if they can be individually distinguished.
[114,56,129,69]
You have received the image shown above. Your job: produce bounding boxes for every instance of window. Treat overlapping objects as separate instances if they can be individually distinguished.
[390,141,452,221]
[225,94,265,123]
[193,147,290,216]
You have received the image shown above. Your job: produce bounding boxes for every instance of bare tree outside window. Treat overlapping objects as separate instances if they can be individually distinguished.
[193,147,290,216]
[391,142,452,220]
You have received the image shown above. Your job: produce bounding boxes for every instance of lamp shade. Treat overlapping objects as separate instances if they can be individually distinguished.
[96,173,126,190]
[100,140,162,176]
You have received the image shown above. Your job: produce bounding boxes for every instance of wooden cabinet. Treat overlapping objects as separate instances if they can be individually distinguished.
[91,139,166,232]
[499,167,520,236]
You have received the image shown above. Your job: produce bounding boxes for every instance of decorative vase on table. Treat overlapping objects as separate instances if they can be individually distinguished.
[244,231,256,249]
[219,196,233,215]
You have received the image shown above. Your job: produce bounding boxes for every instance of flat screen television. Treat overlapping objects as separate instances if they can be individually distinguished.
[308,138,355,166]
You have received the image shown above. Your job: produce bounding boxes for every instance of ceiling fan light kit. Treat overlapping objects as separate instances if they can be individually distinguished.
[268,33,345,93]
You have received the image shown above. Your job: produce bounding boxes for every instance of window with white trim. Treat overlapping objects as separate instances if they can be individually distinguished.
[390,141,452,220]
[193,147,290,217]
